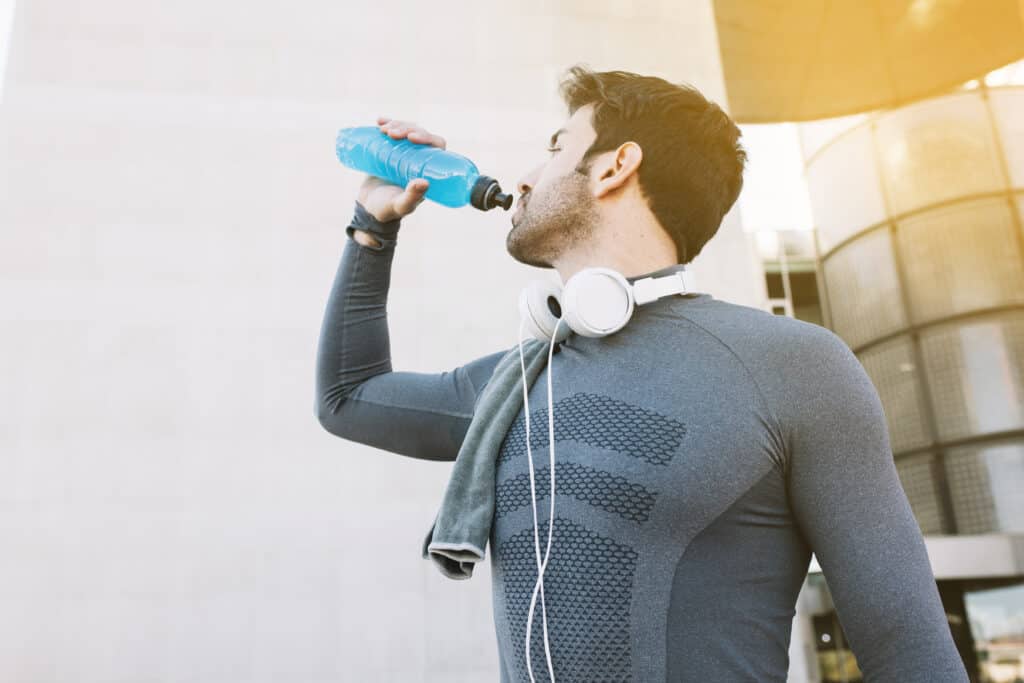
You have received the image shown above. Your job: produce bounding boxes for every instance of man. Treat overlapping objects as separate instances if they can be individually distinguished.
[315,65,969,682]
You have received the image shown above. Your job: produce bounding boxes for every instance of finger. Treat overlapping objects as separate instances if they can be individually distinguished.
[394,180,429,214]
[383,124,410,139]
[382,120,418,137]
[377,115,391,125]
[407,129,447,149]
[407,178,429,193]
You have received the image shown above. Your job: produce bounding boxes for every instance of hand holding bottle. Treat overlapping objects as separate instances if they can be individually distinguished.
[356,116,449,223]
[339,117,511,215]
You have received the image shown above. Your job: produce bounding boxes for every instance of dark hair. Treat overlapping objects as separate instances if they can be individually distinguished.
[558,65,747,264]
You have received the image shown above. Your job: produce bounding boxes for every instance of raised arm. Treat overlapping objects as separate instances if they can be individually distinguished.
[783,329,968,681]
[315,199,509,462]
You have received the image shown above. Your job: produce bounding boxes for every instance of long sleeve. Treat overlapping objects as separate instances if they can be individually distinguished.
[314,200,509,462]
[783,329,969,682]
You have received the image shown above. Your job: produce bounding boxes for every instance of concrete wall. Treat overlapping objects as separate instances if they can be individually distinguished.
[0,1,765,680]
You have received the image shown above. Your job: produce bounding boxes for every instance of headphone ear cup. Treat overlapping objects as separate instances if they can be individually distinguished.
[519,280,572,343]
[561,267,634,338]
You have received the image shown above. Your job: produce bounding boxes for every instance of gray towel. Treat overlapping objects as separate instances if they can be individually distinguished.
[422,337,551,579]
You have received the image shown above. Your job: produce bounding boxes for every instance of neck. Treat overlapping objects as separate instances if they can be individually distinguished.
[553,208,679,284]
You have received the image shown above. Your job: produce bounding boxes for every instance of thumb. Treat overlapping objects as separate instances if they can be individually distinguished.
[393,178,429,216]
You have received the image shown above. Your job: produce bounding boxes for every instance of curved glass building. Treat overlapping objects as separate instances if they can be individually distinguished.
[792,75,1024,680]
[807,83,1024,537]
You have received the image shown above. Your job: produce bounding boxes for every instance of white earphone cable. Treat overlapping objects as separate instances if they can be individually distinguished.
[518,314,561,683]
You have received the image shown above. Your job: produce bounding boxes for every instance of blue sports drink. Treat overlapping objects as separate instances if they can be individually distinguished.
[335,126,513,212]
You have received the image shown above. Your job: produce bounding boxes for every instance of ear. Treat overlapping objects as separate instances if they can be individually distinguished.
[592,142,643,199]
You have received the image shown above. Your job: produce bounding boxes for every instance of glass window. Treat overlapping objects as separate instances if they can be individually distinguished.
[805,574,864,683]
[875,92,1004,216]
[920,313,1024,442]
[989,89,1024,189]
[895,453,949,534]
[897,197,1024,324]
[812,611,863,683]
[823,229,907,349]
[857,336,931,454]
[798,112,871,163]
[806,124,888,254]
[944,440,1024,534]
[965,581,1024,682]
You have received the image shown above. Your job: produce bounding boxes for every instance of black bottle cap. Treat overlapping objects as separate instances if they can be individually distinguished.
[470,175,514,211]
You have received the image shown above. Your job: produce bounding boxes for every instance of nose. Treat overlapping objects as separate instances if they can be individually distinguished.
[516,165,542,200]
[516,177,531,198]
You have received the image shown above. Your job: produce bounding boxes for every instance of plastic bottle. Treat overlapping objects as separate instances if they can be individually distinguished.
[336,126,513,212]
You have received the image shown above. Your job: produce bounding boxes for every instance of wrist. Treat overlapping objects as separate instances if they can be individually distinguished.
[351,229,382,248]
[346,200,401,251]
[353,200,402,238]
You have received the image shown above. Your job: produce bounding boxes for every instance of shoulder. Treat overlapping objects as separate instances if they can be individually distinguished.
[682,300,888,469]
[679,299,873,419]
[679,298,853,370]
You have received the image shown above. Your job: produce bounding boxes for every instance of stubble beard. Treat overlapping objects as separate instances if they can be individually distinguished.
[506,166,600,269]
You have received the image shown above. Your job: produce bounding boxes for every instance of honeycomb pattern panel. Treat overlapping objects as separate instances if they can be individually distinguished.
[943,440,1024,535]
[943,447,998,534]
[499,517,638,682]
[897,198,1024,325]
[875,91,1004,216]
[495,461,658,523]
[498,392,687,467]
[920,312,1024,442]
[857,336,931,454]
[823,228,907,349]
[894,453,947,534]
[805,122,887,253]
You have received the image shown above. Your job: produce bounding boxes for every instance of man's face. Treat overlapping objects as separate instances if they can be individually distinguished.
[506,104,601,269]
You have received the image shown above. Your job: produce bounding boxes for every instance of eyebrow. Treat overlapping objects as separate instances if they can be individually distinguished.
[549,128,568,147]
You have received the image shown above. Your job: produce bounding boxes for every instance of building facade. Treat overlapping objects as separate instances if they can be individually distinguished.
[764,74,1024,682]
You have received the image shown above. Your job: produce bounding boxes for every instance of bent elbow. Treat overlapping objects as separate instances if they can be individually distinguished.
[315,405,336,435]
[315,390,354,436]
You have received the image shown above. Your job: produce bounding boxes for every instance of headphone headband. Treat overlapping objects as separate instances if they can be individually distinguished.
[631,269,696,305]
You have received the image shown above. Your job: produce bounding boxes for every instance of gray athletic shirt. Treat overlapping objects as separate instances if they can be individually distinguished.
[315,201,969,682]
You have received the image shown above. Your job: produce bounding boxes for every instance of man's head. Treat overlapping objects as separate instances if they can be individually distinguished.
[506,65,746,272]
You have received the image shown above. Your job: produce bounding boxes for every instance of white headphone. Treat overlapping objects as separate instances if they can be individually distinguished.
[518,265,697,343]
[514,264,696,682]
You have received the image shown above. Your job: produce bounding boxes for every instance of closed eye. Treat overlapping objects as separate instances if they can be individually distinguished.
[546,147,561,154]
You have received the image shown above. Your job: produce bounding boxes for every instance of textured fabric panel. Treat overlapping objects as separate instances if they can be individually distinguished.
[496,392,687,467]
[495,461,657,523]
[499,518,637,683]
